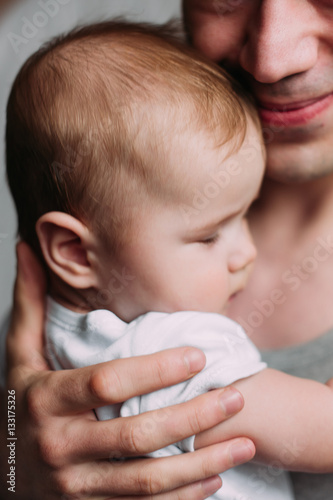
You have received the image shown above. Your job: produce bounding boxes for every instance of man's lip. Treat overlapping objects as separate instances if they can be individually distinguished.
[257,93,333,127]
[258,95,332,111]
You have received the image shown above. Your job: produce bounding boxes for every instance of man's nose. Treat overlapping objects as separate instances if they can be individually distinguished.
[239,0,319,84]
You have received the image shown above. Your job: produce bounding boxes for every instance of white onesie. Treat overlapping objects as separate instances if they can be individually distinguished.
[45,297,294,500]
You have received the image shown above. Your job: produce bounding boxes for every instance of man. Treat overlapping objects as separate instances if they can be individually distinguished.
[183,1,333,499]
[2,0,333,498]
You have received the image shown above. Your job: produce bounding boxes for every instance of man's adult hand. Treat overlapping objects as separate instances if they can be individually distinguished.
[0,242,254,499]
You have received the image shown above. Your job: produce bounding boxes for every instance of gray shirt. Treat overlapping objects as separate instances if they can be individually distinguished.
[261,328,333,500]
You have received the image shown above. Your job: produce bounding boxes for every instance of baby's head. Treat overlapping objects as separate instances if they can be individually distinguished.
[6,20,265,321]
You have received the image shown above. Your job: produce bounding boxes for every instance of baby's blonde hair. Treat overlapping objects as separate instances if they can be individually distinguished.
[6,20,259,255]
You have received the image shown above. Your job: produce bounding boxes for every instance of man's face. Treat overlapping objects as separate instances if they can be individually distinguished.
[184,0,333,183]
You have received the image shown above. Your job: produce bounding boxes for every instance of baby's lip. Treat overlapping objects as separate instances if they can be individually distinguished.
[228,291,241,302]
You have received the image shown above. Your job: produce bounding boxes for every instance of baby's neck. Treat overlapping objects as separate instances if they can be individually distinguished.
[49,275,96,314]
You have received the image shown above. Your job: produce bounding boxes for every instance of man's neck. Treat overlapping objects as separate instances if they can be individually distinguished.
[228,174,333,350]
[254,174,333,230]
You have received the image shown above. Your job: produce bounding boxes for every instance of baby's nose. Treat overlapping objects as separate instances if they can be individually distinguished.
[228,224,257,273]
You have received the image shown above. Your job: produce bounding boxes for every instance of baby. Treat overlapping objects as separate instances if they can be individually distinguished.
[6,20,333,500]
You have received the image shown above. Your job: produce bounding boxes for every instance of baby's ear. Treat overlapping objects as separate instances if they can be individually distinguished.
[36,212,99,289]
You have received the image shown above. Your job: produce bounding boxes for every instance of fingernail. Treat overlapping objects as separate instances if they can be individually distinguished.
[219,388,243,416]
[230,440,255,466]
[202,475,222,496]
[184,348,206,374]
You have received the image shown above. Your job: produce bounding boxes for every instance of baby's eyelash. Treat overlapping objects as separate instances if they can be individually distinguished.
[200,234,219,245]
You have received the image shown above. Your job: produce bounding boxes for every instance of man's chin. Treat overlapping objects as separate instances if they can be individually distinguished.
[264,143,333,185]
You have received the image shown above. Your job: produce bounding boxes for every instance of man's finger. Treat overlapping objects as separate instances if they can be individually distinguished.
[69,439,254,497]
[42,348,207,415]
[58,388,243,462]
[118,476,222,500]
[7,241,47,369]
[53,472,222,500]
[91,476,222,500]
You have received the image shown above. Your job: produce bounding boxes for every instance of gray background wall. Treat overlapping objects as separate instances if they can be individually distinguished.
[0,0,182,323]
